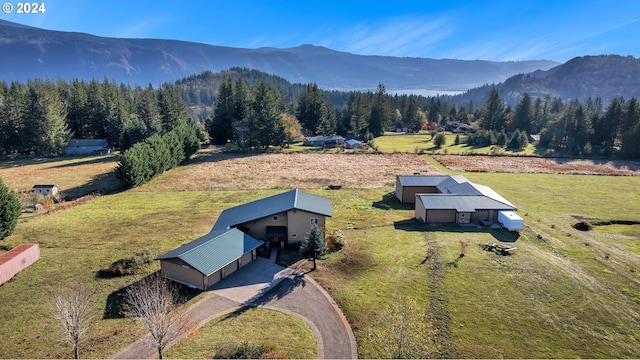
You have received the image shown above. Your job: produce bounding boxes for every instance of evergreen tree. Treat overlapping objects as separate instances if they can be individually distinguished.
[232,78,251,150]
[208,76,235,144]
[433,132,446,148]
[296,83,327,135]
[249,81,285,149]
[0,177,22,241]
[480,89,506,131]
[299,222,327,270]
[28,80,71,154]
[512,93,533,133]
[136,85,162,135]
[369,83,390,136]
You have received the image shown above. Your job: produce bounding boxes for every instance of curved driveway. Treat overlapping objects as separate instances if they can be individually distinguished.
[111,253,357,359]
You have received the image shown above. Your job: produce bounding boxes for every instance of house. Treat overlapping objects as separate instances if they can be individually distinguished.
[64,139,110,156]
[32,184,58,197]
[211,189,332,248]
[0,243,40,286]
[395,175,519,226]
[445,121,475,133]
[345,139,366,150]
[156,229,264,290]
[303,135,345,148]
[393,123,415,133]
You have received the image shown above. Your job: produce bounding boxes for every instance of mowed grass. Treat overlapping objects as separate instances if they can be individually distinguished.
[0,154,120,198]
[165,307,317,359]
[372,132,536,155]
[1,150,639,358]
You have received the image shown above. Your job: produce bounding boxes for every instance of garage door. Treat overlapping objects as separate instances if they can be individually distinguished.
[426,210,456,223]
[222,261,239,278]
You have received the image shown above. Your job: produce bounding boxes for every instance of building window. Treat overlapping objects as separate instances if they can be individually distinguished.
[291,233,297,237]
[273,215,278,221]
[310,218,318,225]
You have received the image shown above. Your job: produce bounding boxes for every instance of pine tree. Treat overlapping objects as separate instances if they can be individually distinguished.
[512,93,533,133]
[0,177,22,241]
[299,222,327,270]
[209,76,235,144]
[296,83,327,135]
[480,89,506,131]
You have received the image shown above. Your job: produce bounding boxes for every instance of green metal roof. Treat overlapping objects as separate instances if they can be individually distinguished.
[417,194,516,212]
[156,228,264,276]
[211,189,332,232]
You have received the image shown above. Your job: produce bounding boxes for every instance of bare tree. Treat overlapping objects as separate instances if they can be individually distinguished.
[50,287,94,359]
[122,273,191,359]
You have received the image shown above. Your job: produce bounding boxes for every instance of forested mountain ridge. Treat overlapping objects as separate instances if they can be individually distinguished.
[0,19,558,91]
[452,55,640,106]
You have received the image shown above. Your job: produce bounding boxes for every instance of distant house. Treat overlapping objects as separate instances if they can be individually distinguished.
[303,135,345,148]
[32,184,58,197]
[64,139,110,156]
[0,243,40,286]
[156,229,263,290]
[393,123,415,133]
[345,139,366,150]
[445,121,475,133]
[395,175,519,226]
[211,189,332,248]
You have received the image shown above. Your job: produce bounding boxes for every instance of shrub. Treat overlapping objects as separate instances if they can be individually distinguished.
[213,342,277,359]
[0,177,22,241]
[97,250,154,278]
[332,229,346,249]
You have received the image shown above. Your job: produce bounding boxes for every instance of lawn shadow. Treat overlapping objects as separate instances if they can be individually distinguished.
[372,192,414,211]
[48,154,119,169]
[102,272,202,320]
[394,219,520,242]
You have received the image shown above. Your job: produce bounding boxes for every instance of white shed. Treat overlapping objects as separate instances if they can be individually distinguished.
[498,210,524,231]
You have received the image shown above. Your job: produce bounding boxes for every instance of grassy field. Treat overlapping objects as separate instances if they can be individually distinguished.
[372,132,537,155]
[1,149,639,358]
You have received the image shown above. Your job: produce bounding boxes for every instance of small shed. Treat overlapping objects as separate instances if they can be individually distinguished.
[64,139,110,156]
[32,184,58,196]
[0,243,40,285]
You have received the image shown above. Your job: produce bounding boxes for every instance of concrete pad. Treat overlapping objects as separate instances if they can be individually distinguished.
[208,252,295,304]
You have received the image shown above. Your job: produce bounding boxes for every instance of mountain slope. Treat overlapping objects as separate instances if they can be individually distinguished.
[0,20,558,90]
[452,55,640,105]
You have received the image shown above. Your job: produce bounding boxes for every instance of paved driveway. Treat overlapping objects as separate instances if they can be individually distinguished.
[110,252,357,359]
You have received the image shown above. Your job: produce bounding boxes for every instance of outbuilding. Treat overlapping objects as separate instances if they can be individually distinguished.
[64,139,110,156]
[32,184,58,196]
[0,243,40,286]
[156,228,264,290]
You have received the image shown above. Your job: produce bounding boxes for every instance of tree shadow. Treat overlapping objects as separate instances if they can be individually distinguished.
[446,254,465,268]
[48,154,119,169]
[246,273,307,308]
[394,219,520,243]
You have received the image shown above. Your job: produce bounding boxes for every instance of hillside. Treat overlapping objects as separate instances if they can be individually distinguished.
[452,55,640,105]
[0,19,558,91]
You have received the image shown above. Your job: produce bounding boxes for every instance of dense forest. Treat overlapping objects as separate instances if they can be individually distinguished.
[1,68,639,160]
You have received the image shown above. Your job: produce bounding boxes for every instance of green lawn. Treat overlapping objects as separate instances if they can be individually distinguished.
[372,132,537,155]
[1,153,639,358]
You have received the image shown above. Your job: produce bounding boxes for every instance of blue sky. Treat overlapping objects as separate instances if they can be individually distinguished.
[2,0,639,62]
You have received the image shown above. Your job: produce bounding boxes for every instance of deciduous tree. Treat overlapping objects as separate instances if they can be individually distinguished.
[50,287,94,359]
[122,273,192,359]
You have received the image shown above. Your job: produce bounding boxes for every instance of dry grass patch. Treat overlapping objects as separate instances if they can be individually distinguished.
[433,155,640,175]
[144,152,442,191]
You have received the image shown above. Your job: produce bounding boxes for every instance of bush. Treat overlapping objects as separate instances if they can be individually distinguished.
[213,342,277,359]
[331,229,346,249]
[0,177,22,241]
[97,250,154,278]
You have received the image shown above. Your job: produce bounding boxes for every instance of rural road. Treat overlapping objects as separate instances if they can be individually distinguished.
[110,252,357,359]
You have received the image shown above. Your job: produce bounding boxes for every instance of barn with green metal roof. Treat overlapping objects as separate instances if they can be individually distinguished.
[156,228,264,290]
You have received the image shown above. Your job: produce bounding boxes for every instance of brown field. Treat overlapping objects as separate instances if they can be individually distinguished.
[144,150,443,191]
[433,155,640,175]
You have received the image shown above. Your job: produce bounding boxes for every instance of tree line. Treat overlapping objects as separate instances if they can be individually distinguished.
[0,77,202,155]
[2,70,640,159]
